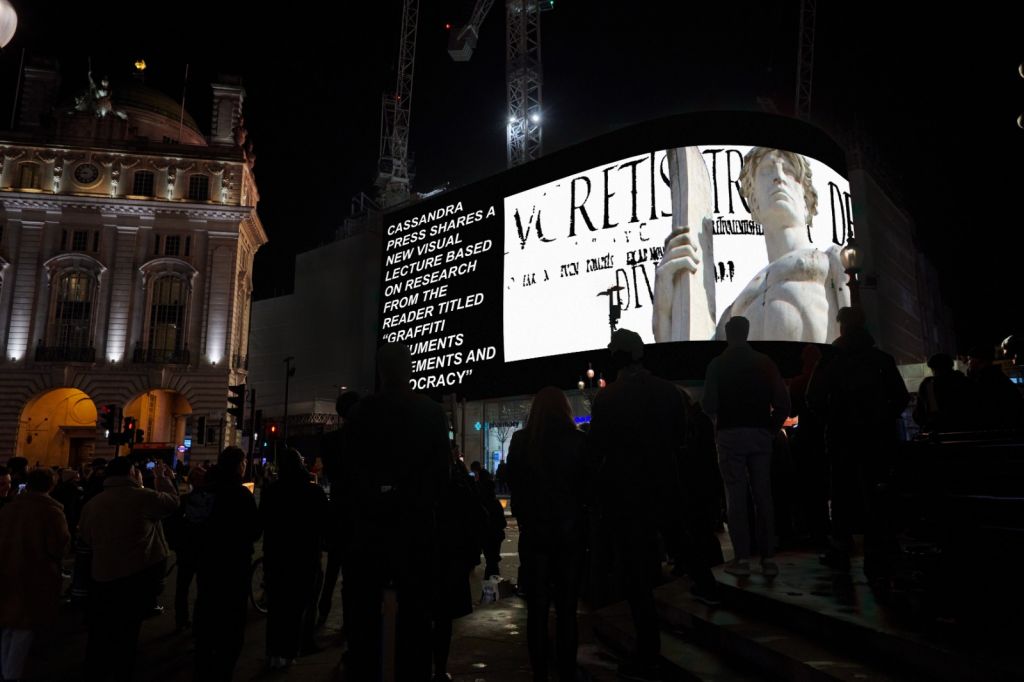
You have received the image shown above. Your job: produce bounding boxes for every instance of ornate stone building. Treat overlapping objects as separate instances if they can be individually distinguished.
[0,59,266,466]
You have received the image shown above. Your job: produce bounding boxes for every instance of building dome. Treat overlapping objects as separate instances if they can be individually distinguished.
[114,80,206,145]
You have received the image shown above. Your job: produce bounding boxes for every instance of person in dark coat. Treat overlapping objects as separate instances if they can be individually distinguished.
[666,387,724,601]
[0,469,70,682]
[807,306,909,580]
[343,343,450,682]
[476,474,507,578]
[0,466,13,514]
[966,344,1023,429]
[193,448,261,681]
[79,456,179,682]
[317,391,361,628]
[507,386,587,682]
[166,464,210,632]
[260,448,329,669]
[913,353,972,433]
[703,316,791,578]
[51,469,84,541]
[432,448,487,682]
[587,329,688,681]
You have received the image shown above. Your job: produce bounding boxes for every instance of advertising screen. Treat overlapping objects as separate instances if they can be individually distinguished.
[379,117,853,393]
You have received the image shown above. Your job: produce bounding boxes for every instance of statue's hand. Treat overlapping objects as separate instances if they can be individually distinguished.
[653,225,701,341]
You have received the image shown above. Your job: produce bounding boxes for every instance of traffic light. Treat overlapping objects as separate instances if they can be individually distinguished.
[228,384,245,430]
[266,421,278,439]
[135,429,145,444]
[100,404,118,434]
[123,416,136,437]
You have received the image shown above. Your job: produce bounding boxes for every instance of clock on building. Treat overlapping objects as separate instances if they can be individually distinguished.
[73,163,100,185]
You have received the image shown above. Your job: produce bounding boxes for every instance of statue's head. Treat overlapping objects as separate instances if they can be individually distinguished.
[739,147,818,228]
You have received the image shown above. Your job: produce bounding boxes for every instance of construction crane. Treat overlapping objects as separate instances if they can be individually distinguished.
[794,0,816,120]
[377,0,420,208]
[448,0,553,168]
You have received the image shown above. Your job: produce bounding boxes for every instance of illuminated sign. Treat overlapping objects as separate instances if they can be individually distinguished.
[378,115,852,392]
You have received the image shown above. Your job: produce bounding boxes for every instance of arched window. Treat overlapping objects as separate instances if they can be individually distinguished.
[187,174,209,201]
[147,276,188,362]
[51,271,95,349]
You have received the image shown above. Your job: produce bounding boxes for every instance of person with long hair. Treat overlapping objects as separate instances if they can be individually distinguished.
[506,386,587,682]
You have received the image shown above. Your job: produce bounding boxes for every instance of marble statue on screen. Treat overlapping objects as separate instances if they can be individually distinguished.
[653,147,850,344]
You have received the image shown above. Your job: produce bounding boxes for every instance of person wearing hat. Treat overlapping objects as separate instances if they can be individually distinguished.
[587,328,692,681]
[703,316,790,579]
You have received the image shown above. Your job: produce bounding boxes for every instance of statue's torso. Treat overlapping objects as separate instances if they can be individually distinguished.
[728,247,833,343]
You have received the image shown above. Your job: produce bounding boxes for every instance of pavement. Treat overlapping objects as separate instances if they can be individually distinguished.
[22,515,636,681]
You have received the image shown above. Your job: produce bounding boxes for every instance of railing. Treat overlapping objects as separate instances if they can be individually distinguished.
[132,345,191,365]
[34,344,96,363]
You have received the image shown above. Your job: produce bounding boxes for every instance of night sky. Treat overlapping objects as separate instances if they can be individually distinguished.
[2,1,1021,351]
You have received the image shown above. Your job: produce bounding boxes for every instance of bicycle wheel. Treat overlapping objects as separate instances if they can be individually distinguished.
[249,557,268,614]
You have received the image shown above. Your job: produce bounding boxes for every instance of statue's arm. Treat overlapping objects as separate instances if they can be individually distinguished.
[825,246,851,342]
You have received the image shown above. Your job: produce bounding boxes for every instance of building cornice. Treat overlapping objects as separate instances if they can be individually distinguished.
[0,191,256,221]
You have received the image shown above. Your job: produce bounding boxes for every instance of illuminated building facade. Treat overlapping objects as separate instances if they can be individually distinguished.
[0,58,265,466]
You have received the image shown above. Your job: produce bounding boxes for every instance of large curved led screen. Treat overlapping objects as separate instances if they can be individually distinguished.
[380,125,853,392]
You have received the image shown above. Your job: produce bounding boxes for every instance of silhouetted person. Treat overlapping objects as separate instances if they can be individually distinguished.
[507,387,587,681]
[52,469,84,541]
[476,473,506,578]
[79,456,179,681]
[0,469,70,682]
[343,343,450,681]
[728,260,735,282]
[317,391,361,628]
[0,466,14,514]
[966,344,1023,429]
[667,387,724,601]
[913,353,972,433]
[193,447,261,681]
[432,448,487,682]
[81,458,107,508]
[807,306,909,580]
[165,464,208,632]
[588,329,687,681]
[494,460,508,495]
[260,448,328,669]
[788,345,829,546]
[703,315,790,577]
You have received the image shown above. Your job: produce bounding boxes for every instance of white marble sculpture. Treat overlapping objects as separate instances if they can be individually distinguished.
[653,147,850,344]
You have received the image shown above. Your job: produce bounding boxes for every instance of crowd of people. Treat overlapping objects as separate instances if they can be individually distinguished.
[0,306,1020,682]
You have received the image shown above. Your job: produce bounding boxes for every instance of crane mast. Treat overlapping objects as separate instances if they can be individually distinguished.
[505,0,543,166]
[377,0,419,207]
[794,0,817,120]
[449,0,551,168]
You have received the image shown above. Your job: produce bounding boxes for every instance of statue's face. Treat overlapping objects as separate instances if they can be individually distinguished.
[751,151,808,228]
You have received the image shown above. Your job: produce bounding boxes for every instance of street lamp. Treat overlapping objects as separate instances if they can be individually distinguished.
[283,356,295,443]
[840,236,863,307]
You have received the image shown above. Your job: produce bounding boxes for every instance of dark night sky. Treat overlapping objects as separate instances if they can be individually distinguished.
[2,1,1021,351]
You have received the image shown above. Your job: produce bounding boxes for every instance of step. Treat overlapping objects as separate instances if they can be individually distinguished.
[705,552,1022,681]
[592,600,762,682]
[652,578,914,682]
